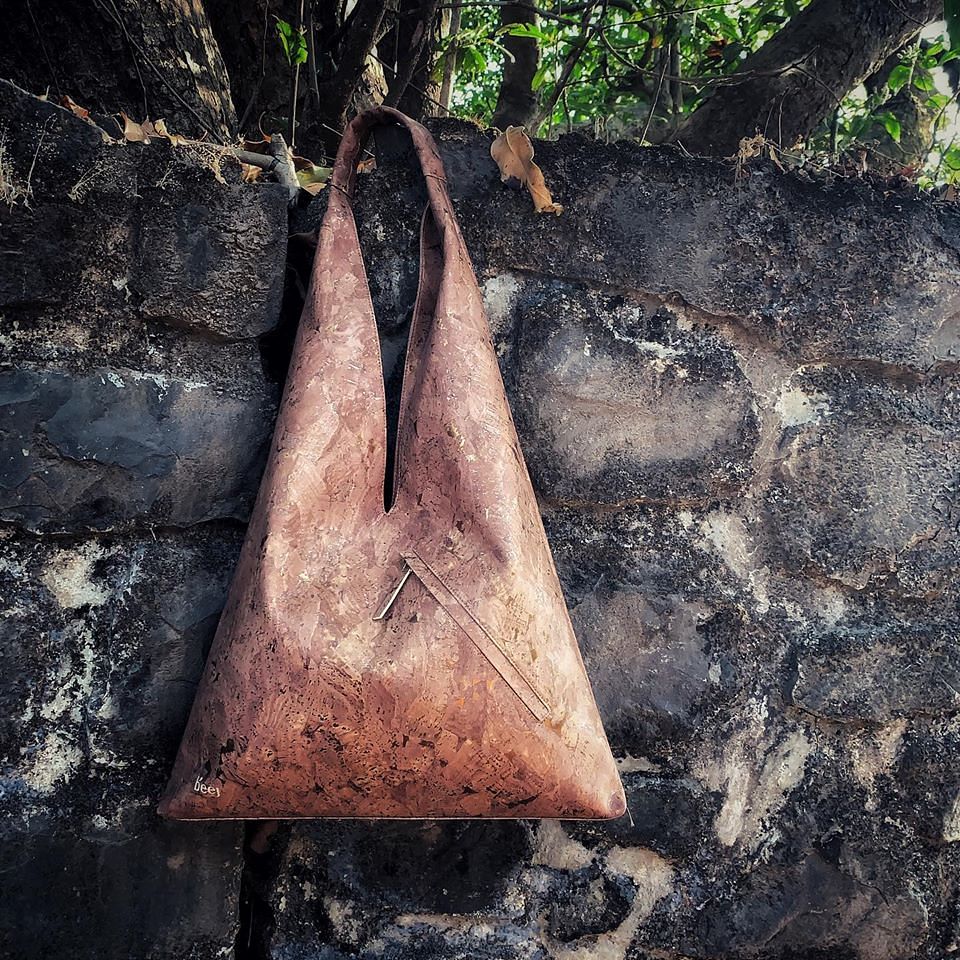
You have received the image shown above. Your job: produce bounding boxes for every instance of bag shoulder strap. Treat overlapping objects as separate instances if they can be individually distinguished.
[328,107,466,259]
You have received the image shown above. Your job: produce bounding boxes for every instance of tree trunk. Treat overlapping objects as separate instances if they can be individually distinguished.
[0,0,236,140]
[438,0,462,112]
[398,3,446,118]
[672,0,943,157]
[491,3,540,130]
[205,0,390,158]
[203,0,300,139]
[383,0,443,111]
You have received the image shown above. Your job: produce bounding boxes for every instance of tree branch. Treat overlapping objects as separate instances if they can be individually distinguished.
[530,0,605,130]
[491,3,540,128]
[320,0,390,128]
[671,0,944,157]
[384,0,443,108]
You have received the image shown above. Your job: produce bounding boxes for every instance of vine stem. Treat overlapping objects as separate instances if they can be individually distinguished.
[289,0,306,149]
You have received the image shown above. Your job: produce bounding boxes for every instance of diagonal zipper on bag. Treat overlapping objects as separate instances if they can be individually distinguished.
[373,550,550,722]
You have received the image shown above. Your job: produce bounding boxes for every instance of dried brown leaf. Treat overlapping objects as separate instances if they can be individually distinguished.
[60,95,90,120]
[296,164,332,195]
[121,112,151,144]
[242,136,272,152]
[240,163,263,183]
[150,118,188,146]
[490,126,563,215]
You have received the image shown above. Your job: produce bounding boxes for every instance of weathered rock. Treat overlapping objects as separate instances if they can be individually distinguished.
[435,122,960,369]
[0,528,246,958]
[0,364,276,531]
[791,619,960,722]
[571,582,729,755]
[761,365,960,596]
[507,277,760,505]
[133,144,288,340]
[1,825,241,959]
[0,83,282,960]
[0,80,287,342]
[4,84,960,960]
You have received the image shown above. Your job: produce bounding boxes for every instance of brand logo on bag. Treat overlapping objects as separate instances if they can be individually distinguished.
[193,776,221,798]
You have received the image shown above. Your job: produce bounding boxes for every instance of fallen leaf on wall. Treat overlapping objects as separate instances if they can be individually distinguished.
[120,114,188,146]
[121,112,152,144]
[490,126,563,215]
[295,164,332,195]
[60,95,89,120]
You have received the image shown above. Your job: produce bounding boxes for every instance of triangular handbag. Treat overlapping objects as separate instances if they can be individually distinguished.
[158,107,625,820]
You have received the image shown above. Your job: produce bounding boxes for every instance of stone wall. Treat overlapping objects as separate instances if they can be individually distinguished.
[2,81,960,959]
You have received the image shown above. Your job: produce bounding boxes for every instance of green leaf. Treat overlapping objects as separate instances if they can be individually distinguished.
[502,23,549,42]
[532,63,549,91]
[913,71,935,92]
[459,44,486,75]
[274,17,307,67]
[887,63,911,94]
[877,111,902,143]
[947,0,960,50]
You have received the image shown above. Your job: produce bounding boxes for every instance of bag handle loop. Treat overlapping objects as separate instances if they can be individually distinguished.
[329,106,462,252]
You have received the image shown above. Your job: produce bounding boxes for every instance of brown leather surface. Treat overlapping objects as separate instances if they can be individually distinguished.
[158,107,625,820]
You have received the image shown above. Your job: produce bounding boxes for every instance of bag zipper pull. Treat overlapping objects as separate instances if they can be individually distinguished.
[373,564,413,621]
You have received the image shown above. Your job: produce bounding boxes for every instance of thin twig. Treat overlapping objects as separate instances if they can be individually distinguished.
[289,0,306,148]
[600,33,827,92]
[531,0,604,129]
[26,0,63,101]
[640,47,668,143]
[922,86,960,170]
[269,133,301,204]
[238,2,270,133]
[881,0,930,27]
[934,129,959,181]
[307,3,321,109]
[370,51,456,115]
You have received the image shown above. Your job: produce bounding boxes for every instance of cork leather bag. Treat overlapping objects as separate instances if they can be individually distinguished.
[159,107,625,820]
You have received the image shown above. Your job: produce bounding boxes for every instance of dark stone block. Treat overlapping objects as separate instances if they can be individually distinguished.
[791,619,960,722]
[571,583,720,755]
[546,863,636,942]
[0,530,245,959]
[509,279,760,506]
[133,145,288,340]
[0,823,241,960]
[0,365,276,531]
[281,820,532,914]
[574,774,722,860]
[426,120,960,368]
[761,367,960,596]
[687,850,930,960]
[0,79,136,203]
[892,722,960,845]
